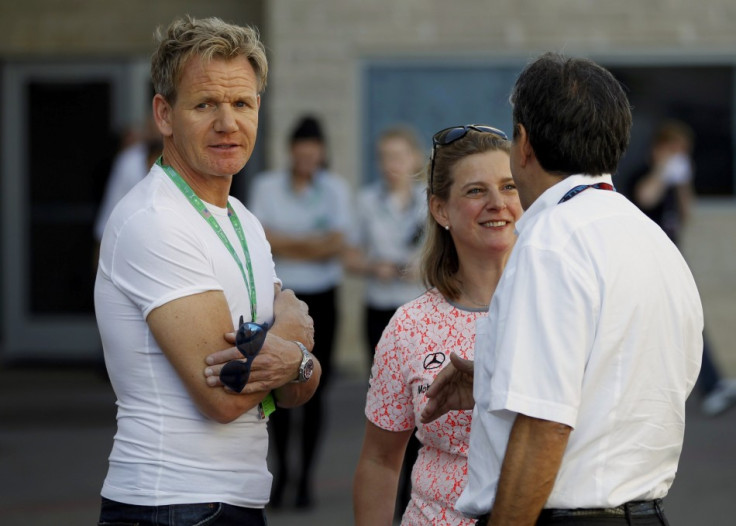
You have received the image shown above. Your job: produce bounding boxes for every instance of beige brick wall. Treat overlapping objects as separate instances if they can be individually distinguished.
[0,1,265,56]
[681,202,736,376]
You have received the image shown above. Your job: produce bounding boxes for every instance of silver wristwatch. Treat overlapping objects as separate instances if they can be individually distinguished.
[291,341,314,383]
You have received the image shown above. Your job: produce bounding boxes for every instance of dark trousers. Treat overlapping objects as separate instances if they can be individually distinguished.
[534,514,669,526]
[696,333,721,395]
[98,497,267,526]
[476,500,669,526]
[365,306,396,364]
[268,287,337,506]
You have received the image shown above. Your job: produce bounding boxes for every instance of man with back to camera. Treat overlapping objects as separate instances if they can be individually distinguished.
[421,52,703,525]
[94,15,320,526]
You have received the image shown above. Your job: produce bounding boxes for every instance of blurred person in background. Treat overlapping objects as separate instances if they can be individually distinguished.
[345,124,427,366]
[93,117,161,246]
[344,124,427,519]
[248,115,352,508]
[353,125,521,525]
[95,16,319,526]
[628,120,736,417]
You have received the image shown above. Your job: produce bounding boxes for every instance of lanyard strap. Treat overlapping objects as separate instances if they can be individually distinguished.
[558,182,615,204]
[159,160,257,322]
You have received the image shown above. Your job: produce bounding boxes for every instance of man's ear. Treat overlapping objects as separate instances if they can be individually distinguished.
[429,194,449,229]
[516,123,534,168]
[152,94,173,137]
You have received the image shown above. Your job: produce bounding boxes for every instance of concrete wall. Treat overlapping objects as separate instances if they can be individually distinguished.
[681,201,736,377]
[0,1,265,56]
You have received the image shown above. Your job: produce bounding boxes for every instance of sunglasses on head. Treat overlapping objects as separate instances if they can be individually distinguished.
[219,315,270,393]
[429,124,508,195]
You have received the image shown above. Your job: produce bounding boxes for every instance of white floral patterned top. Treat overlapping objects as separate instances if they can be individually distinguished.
[366,288,486,525]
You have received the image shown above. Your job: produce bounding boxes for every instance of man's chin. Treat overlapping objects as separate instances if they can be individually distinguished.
[211,159,248,177]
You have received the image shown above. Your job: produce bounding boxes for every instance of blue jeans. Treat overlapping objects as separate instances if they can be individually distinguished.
[98,497,267,526]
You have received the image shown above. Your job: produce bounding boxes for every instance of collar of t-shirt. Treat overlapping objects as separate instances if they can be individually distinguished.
[515,173,614,235]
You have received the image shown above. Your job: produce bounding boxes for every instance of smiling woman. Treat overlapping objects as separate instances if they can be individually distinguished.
[353,126,522,525]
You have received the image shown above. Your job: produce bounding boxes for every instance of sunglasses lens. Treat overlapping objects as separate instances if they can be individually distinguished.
[220,360,251,393]
[236,321,268,358]
[440,127,469,145]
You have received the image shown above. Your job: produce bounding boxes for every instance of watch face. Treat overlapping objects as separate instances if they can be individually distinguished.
[303,358,314,380]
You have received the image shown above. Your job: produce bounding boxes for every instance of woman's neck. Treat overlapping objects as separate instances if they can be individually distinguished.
[454,252,509,309]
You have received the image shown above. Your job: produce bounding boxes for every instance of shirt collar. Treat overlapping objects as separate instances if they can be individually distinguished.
[515,173,614,234]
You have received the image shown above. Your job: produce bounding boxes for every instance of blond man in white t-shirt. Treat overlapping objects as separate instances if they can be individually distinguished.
[95,16,320,526]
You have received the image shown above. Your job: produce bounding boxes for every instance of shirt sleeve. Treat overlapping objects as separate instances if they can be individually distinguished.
[487,243,599,428]
[365,311,416,431]
[109,205,224,319]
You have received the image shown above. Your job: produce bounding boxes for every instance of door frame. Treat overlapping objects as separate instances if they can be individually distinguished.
[1,59,150,360]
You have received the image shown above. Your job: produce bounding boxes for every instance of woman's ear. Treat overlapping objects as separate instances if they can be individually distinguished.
[429,194,449,229]
[152,94,173,137]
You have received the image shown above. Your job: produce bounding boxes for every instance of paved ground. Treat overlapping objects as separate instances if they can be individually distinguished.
[0,362,734,526]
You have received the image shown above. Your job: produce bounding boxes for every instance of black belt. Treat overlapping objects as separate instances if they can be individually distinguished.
[475,499,664,524]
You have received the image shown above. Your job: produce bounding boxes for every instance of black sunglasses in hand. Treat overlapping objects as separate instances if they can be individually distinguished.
[219,315,270,393]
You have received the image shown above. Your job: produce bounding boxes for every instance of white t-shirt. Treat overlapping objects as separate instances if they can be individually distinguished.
[457,174,704,516]
[95,164,279,507]
[94,143,148,241]
[248,169,352,293]
[350,181,427,309]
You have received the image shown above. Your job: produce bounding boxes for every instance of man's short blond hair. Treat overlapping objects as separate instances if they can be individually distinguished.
[151,15,268,102]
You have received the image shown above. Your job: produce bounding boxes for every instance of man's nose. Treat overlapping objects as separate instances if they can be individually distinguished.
[214,105,238,133]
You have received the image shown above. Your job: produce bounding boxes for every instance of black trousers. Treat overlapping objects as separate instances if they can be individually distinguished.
[365,305,396,365]
[478,516,668,526]
[476,500,669,526]
[268,287,337,506]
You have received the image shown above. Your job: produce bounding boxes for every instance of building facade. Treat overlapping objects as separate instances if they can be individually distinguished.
[1,1,735,372]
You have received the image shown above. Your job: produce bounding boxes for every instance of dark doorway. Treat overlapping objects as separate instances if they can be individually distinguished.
[610,65,734,196]
[27,81,119,314]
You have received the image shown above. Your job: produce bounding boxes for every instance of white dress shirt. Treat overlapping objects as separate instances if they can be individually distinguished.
[457,174,703,516]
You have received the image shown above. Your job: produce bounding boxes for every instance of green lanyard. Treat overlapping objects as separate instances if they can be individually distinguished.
[158,159,258,322]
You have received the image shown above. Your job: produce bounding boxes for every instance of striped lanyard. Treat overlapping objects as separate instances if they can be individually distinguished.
[159,159,257,322]
[558,182,615,204]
